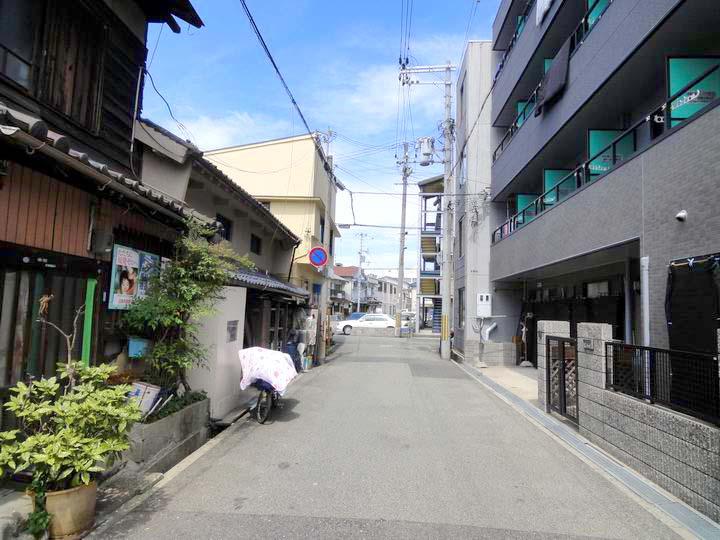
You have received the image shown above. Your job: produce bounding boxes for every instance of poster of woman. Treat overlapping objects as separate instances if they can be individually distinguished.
[109,245,159,310]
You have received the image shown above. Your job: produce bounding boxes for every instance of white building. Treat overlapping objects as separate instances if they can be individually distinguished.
[453,41,517,365]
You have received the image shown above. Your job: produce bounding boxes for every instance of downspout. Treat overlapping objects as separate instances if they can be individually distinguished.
[640,256,650,346]
[288,240,301,283]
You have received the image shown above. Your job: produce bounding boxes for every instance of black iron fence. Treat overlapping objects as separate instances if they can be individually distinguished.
[605,342,720,426]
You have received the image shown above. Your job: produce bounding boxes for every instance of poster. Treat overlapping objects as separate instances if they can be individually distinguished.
[109,244,160,310]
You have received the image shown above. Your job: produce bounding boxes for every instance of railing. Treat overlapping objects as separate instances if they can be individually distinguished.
[492,64,720,244]
[605,342,719,426]
[493,0,614,163]
[492,0,537,83]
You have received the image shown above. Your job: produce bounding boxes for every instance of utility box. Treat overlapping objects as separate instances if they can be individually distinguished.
[476,293,492,318]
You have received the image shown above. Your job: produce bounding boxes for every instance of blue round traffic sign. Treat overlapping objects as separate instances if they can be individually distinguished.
[309,246,328,268]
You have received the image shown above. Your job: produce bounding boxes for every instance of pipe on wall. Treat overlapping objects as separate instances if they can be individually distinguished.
[640,256,650,346]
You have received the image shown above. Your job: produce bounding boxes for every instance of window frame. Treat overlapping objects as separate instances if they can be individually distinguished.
[216,213,233,242]
[250,233,262,255]
[458,287,466,328]
[458,217,464,258]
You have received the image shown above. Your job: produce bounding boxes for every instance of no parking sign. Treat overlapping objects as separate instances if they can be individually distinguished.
[309,246,328,268]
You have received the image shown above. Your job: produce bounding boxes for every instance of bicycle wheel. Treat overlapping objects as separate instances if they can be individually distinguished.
[256,390,272,424]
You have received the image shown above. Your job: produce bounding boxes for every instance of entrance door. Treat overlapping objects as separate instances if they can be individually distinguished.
[546,336,578,423]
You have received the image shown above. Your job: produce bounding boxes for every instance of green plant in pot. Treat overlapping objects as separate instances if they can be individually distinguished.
[0,301,141,539]
[0,363,141,539]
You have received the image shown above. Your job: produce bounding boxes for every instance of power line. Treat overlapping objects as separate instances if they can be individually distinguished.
[238,0,312,136]
[144,68,196,144]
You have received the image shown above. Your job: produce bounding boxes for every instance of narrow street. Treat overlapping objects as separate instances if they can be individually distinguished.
[98,336,683,539]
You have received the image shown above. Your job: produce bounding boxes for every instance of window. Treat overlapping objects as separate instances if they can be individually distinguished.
[250,234,262,255]
[0,0,38,88]
[320,215,326,243]
[38,1,105,130]
[458,288,466,328]
[216,214,233,241]
[586,281,610,298]
[459,151,467,187]
[329,229,334,255]
[458,217,464,257]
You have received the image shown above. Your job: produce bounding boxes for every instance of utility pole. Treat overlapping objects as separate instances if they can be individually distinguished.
[399,62,455,358]
[395,142,411,336]
[356,233,367,312]
[440,62,454,360]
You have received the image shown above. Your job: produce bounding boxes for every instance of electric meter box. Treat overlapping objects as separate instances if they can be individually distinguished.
[476,293,492,318]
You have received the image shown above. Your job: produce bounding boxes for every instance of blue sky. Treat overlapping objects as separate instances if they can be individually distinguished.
[143,0,501,277]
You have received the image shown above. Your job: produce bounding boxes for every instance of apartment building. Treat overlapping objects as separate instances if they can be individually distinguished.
[487,0,720,520]
[206,134,342,360]
[454,41,519,364]
[490,0,720,359]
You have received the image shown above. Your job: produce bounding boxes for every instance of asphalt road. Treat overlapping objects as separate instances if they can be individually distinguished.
[99,336,682,539]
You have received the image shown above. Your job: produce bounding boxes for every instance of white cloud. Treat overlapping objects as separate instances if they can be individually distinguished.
[183,111,294,151]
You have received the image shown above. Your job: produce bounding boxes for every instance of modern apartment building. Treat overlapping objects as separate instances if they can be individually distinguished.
[417,175,444,333]
[489,0,720,361]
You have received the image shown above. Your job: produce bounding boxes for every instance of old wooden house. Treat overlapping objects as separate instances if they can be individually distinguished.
[0,0,203,423]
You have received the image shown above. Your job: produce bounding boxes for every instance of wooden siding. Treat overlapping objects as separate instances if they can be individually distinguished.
[0,162,90,257]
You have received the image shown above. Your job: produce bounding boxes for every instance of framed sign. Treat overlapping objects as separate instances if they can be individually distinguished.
[109,244,160,310]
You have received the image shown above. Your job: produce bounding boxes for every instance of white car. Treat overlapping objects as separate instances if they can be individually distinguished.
[336,313,396,335]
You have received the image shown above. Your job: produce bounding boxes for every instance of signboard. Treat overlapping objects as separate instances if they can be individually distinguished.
[109,244,160,310]
[308,246,328,268]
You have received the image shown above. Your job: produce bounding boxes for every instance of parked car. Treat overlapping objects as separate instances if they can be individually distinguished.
[335,313,396,335]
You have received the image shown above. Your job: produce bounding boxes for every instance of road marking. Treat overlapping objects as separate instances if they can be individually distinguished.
[450,359,720,540]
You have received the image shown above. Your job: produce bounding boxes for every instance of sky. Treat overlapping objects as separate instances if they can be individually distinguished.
[143,0,501,279]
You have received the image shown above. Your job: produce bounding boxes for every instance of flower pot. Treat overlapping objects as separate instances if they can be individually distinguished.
[32,482,97,539]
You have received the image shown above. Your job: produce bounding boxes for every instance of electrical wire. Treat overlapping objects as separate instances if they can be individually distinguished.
[144,68,196,144]
[148,23,165,68]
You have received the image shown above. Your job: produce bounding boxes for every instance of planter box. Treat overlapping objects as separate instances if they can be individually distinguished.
[127,399,209,473]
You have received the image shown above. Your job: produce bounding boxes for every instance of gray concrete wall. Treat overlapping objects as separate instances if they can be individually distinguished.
[576,323,720,522]
[492,0,683,196]
[535,320,570,411]
[128,399,210,473]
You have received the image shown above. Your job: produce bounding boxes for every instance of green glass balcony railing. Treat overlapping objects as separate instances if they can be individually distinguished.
[492,64,720,244]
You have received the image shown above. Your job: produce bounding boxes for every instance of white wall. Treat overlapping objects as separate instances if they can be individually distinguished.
[190,286,254,420]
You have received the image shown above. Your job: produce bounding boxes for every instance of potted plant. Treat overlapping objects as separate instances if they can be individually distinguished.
[0,362,140,539]
[0,300,141,539]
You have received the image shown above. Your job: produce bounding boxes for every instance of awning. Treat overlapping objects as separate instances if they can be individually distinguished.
[231,268,309,298]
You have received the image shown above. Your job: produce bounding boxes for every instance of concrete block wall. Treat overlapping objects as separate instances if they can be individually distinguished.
[128,399,210,473]
[576,323,720,522]
[536,320,570,412]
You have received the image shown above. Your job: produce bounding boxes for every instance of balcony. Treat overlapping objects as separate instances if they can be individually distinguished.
[490,87,720,282]
[493,0,613,157]
[493,63,720,246]
[491,0,708,198]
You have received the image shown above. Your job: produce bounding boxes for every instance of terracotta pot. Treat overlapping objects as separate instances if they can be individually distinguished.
[32,482,97,539]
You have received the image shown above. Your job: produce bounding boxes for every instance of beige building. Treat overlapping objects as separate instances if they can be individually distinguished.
[205,134,342,359]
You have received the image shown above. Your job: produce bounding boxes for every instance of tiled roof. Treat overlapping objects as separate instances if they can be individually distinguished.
[231,268,309,298]
[0,102,196,224]
[139,117,201,153]
[333,265,360,278]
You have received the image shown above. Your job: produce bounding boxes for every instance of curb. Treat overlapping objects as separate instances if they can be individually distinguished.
[451,360,720,540]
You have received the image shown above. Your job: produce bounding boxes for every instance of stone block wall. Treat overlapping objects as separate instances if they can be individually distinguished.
[536,320,570,412]
[576,323,720,522]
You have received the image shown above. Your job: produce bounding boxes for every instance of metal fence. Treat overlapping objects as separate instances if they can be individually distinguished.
[605,342,720,426]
